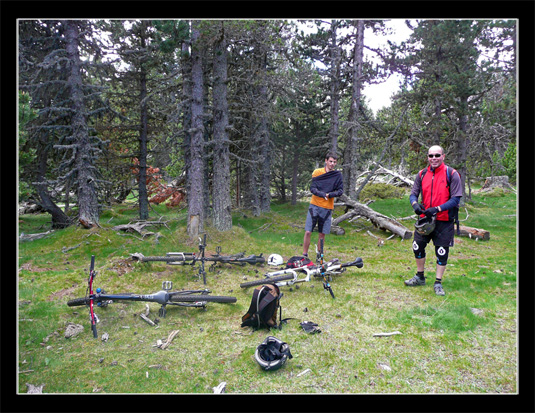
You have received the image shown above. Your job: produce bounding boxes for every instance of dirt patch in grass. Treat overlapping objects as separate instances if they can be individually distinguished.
[47,285,78,302]
[106,258,136,276]
[19,262,54,273]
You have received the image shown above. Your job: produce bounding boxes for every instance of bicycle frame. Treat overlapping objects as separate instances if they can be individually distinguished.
[241,254,363,300]
[74,256,236,338]
[262,259,347,287]
[131,234,265,284]
[88,255,98,338]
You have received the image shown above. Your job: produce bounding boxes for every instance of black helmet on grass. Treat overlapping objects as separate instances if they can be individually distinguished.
[254,336,293,371]
[415,215,436,236]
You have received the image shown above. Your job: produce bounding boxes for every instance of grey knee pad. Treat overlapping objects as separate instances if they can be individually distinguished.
[435,245,449,266]
[412,240,427,259]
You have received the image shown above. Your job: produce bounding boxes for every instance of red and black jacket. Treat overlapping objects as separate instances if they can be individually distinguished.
[419,163,457,222]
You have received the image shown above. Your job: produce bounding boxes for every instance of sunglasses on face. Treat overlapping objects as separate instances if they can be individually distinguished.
[428,153,442,158]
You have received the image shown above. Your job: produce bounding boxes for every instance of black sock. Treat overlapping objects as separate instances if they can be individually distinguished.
[434,278,442,284]
[416,271,425,279]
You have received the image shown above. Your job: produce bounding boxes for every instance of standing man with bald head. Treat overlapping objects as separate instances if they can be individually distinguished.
[405,145,462,296]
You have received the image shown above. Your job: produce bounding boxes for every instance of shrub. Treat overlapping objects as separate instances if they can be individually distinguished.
[359,183,406,200]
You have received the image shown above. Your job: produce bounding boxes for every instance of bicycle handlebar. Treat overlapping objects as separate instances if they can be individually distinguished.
[341,257,364,269]
[236,254,265,265]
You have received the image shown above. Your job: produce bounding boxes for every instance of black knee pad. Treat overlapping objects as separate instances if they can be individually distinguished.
[435,245,449,266]
[412,239,427,259]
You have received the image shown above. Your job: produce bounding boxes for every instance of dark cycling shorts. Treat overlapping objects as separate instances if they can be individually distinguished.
[305,204,333,234]
[414,219,455,247]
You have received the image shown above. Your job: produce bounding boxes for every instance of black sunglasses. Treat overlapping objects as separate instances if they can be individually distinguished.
[428,153,442,158]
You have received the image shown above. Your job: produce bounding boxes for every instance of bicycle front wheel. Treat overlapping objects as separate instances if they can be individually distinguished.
[168,293,236,304]
[67,297,91,307]
[239,274,295,289]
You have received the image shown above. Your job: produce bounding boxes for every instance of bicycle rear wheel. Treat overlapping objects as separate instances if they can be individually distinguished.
[240,274,294,289]
[168,293,236,304]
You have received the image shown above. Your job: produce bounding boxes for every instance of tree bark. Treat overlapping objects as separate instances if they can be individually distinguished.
[212,23,232,231]
[138,67,149,220]
[65,20,100,227]
[187,22,205,238]
[256,50,271,214]
[343,20,364,198]
[328,20,341,155]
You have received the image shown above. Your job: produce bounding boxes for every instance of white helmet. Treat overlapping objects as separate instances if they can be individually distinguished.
[267,254,283,266]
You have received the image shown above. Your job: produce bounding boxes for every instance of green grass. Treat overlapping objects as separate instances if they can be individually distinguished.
[17,190,517,394]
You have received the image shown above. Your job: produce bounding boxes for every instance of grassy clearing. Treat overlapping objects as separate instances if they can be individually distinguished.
[17,190,517,395]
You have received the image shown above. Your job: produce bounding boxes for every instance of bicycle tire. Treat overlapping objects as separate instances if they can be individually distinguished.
[239,274,295,289]
[140,255,194,263]
[67,297,91,307]
[168,293,236,304]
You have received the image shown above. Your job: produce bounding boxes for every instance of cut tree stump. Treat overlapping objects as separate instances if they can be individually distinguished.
[476,175,515,193]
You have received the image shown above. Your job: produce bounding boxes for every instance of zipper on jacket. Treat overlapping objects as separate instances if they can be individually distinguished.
[429,169,435,208]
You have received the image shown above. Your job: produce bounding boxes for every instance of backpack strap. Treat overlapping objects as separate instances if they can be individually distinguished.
[257,286,280,328]
[241,287,262,326]
[446,166,461,235]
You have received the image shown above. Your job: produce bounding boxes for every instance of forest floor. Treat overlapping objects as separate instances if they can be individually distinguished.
[16,187,520,405]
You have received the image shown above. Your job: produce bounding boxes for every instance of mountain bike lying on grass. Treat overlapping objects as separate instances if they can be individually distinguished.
[131,234,265,284]
[239,249,363,299]
[68,255,237,338]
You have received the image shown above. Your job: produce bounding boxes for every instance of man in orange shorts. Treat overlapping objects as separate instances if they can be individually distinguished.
[303,153,343,258]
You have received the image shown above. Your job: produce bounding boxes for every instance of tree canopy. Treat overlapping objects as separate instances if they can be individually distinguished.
[18,19,517,234]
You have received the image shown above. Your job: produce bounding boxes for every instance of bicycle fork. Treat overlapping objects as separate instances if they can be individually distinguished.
[317,239,335,299]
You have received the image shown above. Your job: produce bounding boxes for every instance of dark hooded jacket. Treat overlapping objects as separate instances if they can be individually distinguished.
[310,169,343,210]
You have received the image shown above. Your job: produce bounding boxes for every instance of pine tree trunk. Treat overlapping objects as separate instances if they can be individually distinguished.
[343,20,364,199]
[65,20,100,227]
[456,96,469,205]
[181,39,192,205]
[187,22,205,238]
[328,20,341,155]
[212,25,232,231]
[138,68,149,220]
[256,54,271,214]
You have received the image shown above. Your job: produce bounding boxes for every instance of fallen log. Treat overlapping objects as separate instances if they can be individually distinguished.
[112,220,169,238]
[19,230,55,242]
[372,162,415,186]
[457,225,490,241]
[338,194,413,239]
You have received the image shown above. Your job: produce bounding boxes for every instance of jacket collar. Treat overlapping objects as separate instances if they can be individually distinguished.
[429,163,446,173]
